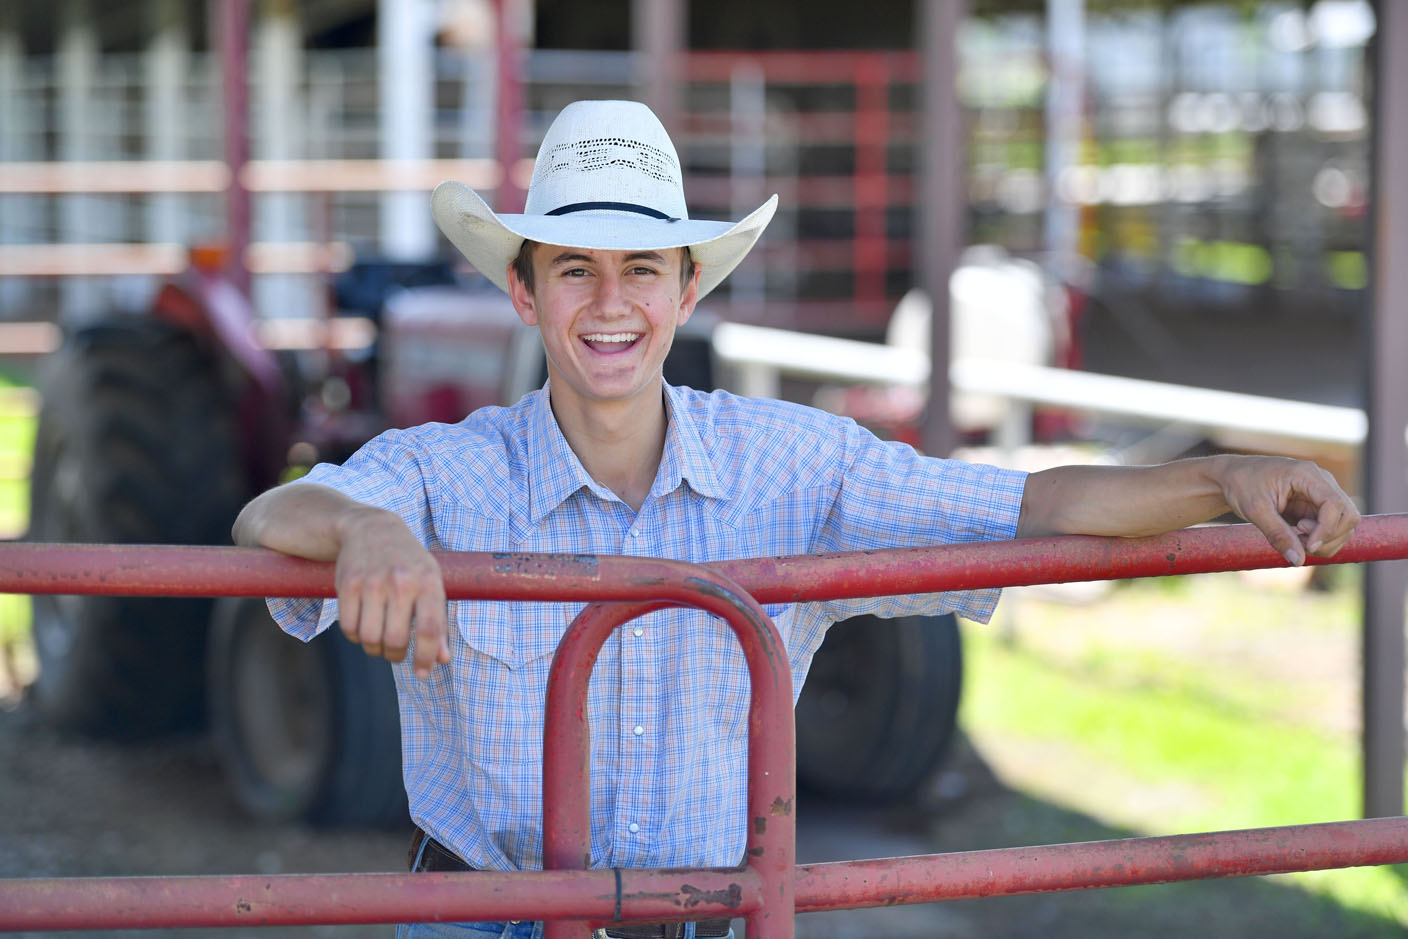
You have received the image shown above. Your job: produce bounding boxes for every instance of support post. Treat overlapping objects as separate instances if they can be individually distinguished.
[215,0,252,295]
[1044,0,1084,287]
[146,0,188,250]
[255,0,310,319]
[0,7,31,316]
[451,0,496,159]
[917,0,965,458]
[1363,0,1408,819]
[378,0,436,258]
[491,0,525,212]
[632,0,685,139]
[728,60,767,310]
[59,0,103,318]
[853,56,889,314]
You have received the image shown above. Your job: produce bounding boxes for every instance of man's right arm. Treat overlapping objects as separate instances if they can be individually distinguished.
[233,483,451,678]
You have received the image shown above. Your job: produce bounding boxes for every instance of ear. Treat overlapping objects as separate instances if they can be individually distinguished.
[506,260,538,327]
[676,263,702,328]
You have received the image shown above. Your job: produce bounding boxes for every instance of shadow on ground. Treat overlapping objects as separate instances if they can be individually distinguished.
[787,732,1404,939]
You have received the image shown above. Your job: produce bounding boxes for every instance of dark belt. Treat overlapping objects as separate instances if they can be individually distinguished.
[408,827,732,938]
[596,925,732,939]
[408,825,478,873]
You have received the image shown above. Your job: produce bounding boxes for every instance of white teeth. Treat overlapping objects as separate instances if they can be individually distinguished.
[581,333,640,343]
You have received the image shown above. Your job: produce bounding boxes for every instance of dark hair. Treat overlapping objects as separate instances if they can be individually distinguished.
[509,240,696,292]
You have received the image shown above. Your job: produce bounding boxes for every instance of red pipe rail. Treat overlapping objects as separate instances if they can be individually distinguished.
[4,817,1405,930]
[794,816,1408,912]
[4,513,1407,603]
[2,515,1408,934]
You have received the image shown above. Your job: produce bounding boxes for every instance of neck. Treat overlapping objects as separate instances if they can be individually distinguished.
[548,376,668,514]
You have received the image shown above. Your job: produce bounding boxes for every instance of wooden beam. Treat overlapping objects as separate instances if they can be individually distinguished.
[0,158,503,194]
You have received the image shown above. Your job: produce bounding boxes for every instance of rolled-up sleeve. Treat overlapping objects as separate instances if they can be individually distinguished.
[814,421,1027,624]
[266,430,437,641]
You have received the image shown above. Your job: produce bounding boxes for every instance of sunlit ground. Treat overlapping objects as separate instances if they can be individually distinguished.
[962,569,1408,928]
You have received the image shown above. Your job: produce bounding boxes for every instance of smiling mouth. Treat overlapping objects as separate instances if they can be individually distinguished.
[580,332,643,354]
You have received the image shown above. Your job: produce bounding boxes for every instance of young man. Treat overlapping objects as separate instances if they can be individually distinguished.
[234,100,1359,939]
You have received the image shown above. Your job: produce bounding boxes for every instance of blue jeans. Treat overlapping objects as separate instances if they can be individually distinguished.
[396,838,734,939]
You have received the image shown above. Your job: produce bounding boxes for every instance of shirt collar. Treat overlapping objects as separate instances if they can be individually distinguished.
[525,380,724,526]
[655,382,724,501]
[525,383,601,525]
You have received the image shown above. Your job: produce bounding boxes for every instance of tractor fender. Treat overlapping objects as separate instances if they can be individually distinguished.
[152,271,290,490]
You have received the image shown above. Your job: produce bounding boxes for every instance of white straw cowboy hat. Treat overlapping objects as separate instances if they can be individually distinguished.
[431,99,778,300]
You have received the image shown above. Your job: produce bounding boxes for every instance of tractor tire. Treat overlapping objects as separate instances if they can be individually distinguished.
[795,613,963,801]
[27,320,246,737]
[207,597,408,827]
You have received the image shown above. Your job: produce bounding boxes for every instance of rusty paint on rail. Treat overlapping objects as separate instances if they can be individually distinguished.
[490,552,600,579]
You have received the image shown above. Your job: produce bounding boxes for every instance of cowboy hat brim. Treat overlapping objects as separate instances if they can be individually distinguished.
[431,180,777,300]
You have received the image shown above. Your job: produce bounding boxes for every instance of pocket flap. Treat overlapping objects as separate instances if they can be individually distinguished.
[452,599,578,670]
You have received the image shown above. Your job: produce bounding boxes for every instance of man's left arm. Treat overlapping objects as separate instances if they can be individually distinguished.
[1017,455,1360,567]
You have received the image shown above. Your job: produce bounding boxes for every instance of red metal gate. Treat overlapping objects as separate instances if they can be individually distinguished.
[2,515,1407,935]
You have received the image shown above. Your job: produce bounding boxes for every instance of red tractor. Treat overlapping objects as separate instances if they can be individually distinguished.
[27,252,967,826]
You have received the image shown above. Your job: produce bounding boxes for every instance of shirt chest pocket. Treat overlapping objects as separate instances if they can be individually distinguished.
[452,599,576,670]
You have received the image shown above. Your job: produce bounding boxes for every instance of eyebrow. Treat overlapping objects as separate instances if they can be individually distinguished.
[547,250,669,268]
[548,251,596,268]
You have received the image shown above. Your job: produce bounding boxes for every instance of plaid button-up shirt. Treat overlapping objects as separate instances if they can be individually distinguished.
[269,383,1026,871]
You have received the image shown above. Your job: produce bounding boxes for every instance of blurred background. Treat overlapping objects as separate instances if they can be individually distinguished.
[0,1,1405,937]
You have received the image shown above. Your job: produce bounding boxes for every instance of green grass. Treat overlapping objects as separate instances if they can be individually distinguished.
[0,379,33,647]
[0,593,31,648]
[0,376,34,536]
[961,572,1408,928]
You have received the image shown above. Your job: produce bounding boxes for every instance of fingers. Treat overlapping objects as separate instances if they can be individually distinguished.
[1242,496,1306,566]
[337,555,448,676]
[339,590,364,649]
[382,572,418,662]
[337,571,390,658]
[1302,475,1360,558]
[1222,456,1361,566]
[410,592,451,679]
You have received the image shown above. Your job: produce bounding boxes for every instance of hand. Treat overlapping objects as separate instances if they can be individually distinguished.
[335,506,451,678]
[1214,455,1361,566]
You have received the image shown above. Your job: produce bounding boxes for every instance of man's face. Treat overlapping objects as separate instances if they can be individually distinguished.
[506,244,701,410]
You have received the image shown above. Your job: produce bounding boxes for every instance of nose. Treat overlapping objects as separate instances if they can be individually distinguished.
[593,269,629,316]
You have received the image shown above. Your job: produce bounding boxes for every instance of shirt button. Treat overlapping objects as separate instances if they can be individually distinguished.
[628,823,640,834]
[632,627,643,638]
[629,528,640,538]
[633,725,644,736]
